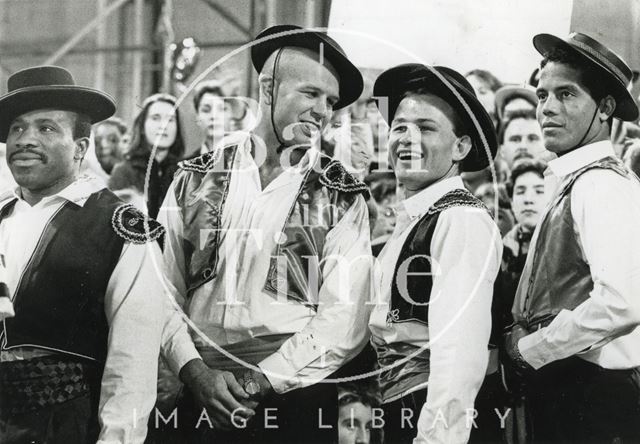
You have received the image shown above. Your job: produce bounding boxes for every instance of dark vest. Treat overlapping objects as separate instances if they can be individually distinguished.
[388,188,489,324]
[375,188,489,401]
[514,156,633,328]
[173,144,368,306]
[1,190,126,362]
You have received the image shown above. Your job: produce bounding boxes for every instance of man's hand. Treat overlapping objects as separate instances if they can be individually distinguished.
[504,324,534,375]
[180,359,255,430]
[238,368,275,404]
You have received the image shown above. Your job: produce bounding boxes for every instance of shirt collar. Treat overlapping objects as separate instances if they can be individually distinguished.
[238,134,321,172]
[547,140,614,178]
[402,176,466,220]
[11,175,106,207]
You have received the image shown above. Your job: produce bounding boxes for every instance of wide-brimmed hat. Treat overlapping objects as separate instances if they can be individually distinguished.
[0,65,115,142]
[251,25,363,110]
[373,63,498,172]
[533,32,638,122]
[495,84,538,120]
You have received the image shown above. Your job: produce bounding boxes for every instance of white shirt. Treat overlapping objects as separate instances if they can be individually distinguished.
[159,141,373,393]
[0,176,165,444]
[368,176,502,444]
[518,140,640,370]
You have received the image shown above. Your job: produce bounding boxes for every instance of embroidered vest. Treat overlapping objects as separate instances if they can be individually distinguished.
[0,189,164,362]
[173,144,368,306]
[514,157,633,328]
[388,189,489,324]
[375,188,489,401]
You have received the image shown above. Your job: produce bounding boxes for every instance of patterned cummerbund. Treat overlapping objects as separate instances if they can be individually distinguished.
[374,340,430,403]
[0,354,97,415]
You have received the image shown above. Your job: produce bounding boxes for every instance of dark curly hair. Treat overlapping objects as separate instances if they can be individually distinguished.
[507,158,548,197]
[126,93,185,159]
[540,47,616,128]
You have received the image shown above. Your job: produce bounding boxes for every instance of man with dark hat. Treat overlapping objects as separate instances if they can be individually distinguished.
[506,32,640,442]
[368,64,502,443]
[0,66,165,443]
[158,25,371,442]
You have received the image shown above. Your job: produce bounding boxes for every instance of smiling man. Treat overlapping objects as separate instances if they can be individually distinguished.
[368,64,502,443]
[506,33,640,442]
[0,66,165,443]
[158,25,371,443]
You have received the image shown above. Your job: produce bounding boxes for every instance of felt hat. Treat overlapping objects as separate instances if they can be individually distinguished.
[533,32,638,121]
[0,65,115,142]
[373,63,498,172]
[495,84,538,120]
[251,25,363,110]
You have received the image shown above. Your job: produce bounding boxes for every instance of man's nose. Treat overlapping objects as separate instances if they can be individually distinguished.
[12,128,38,149]
[398,126,420,146]
[540,95,558,116]
[311,98,329,120]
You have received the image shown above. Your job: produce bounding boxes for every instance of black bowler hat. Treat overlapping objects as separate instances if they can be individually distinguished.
[0,65,116,142]
[251,25,363,110]
[373,63,498,172]
[533,32,639,122]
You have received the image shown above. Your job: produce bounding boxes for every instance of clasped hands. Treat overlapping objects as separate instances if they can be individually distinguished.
[503,323,534,376]
[180,359,274,430]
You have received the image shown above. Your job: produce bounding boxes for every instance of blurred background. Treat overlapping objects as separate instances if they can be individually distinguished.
[1,0,639,146]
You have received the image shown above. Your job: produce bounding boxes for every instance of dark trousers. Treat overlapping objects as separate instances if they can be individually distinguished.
[525,357,640,443]
[0,395,98,444]
[381,388,427,444]
[174,381,338,444]
[469,371,509,443]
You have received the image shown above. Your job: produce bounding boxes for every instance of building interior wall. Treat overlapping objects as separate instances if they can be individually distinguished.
[0,0,638,145]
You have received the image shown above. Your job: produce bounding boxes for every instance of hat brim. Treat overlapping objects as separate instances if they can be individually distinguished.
[0,86,116,142]
[251,25,363,110]
[533,33,638,121]
[374,64,498,172]
[495,85,538,120]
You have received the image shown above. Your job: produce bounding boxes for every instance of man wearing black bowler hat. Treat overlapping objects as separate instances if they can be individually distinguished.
[158,25,372,442]
[506,32,640,442]
[0,66,165,443]
[368,64,502,443]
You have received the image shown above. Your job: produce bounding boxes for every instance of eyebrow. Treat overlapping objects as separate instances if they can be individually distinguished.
[11,117,62,127]
[392,118,439,125]
[299,84,340,103]
[537,83,580,94]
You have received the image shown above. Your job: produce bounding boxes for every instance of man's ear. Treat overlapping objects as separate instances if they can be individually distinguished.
[452,135,473,162]
[74,137,90,161]
[258,73,274,106]
[598,95,616,121]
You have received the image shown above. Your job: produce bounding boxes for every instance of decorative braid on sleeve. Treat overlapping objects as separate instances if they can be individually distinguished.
[177,149,222,173]
[111,204,165,244]
[427,188,491,216]
[319,160,369,197]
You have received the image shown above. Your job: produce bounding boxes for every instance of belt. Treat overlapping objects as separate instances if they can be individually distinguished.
[527,315,555,331]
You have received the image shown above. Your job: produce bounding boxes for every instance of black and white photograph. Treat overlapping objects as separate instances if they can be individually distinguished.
[0,0,639,443]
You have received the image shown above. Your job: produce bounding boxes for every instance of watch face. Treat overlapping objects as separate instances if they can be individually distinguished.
[244,380,261,396]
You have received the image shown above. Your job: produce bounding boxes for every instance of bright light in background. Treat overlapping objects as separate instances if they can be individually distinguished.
[328,0,573,83]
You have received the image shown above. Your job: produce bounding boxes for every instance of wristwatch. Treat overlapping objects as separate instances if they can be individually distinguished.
[243,371,261,396]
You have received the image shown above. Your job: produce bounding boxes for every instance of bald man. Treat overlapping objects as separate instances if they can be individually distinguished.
[158,26,371,443]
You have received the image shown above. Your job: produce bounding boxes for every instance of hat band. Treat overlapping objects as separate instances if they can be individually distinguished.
[570,39,628,85]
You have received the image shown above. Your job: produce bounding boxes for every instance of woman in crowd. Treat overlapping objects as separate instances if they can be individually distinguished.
[465,68,503,127]
[337,382,383,444]
[109,93,185,217]
[501,159,548,301]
